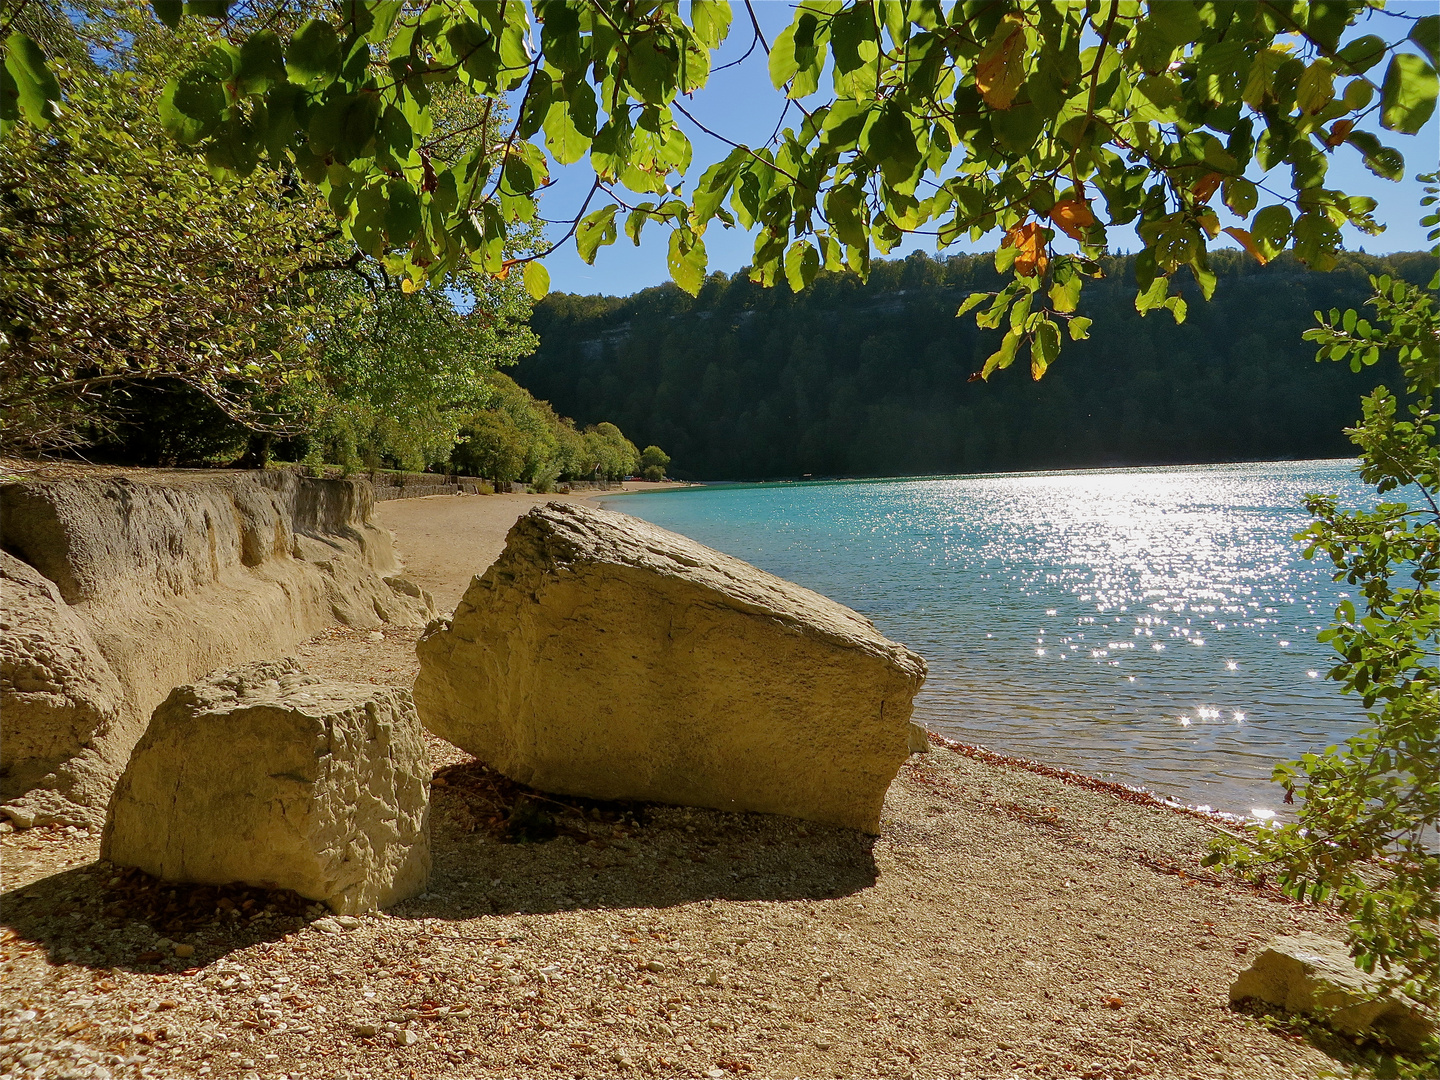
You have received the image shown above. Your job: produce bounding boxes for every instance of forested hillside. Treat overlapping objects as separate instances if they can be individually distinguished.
[520,251,1438,480]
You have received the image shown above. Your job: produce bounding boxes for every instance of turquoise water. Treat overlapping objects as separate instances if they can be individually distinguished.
[603,460,1380,817]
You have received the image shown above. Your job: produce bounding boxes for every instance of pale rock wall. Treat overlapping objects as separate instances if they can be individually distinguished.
[0,471,434,827]
[414,502,926,833]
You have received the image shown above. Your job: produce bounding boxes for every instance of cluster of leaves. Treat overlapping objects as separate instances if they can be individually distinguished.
[450,371,644,487]
[1207,176,1440,1024]
[0,2,544,461]
[0,44,338,450]
[6,0,1432,385]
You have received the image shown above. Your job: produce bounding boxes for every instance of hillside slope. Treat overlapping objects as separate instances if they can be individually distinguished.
[519,250,1437,480]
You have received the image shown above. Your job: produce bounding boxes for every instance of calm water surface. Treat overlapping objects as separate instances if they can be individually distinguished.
[603,460,1378,817]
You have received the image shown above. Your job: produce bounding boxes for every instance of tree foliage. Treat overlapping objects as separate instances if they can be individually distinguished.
[451,371,647,487]
[521,248,1435,480]
[1207,177,1440,1026]
[0,2,542,460]
[4,0,1433,382]
[0,44,337,449]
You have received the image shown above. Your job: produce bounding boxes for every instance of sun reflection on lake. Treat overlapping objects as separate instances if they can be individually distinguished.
[604,460,1380,814]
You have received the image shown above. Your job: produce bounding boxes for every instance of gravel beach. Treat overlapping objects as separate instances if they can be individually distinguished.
[1,489,1357,1079]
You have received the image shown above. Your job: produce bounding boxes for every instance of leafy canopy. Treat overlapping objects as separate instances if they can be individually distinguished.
[4,0,1435,380]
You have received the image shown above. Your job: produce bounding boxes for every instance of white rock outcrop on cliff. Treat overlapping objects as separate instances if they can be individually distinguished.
[1,471,434,827]
[1230,932,1434,1053]
[102,659,431,914]
[414,501,926,833]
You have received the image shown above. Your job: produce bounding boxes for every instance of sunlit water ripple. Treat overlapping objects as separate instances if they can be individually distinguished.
[603,460,1384,818]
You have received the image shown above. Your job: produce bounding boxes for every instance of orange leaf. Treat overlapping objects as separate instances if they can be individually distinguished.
[1326,119,1354,147]
[1003,222,1048,277]
[1192,172,1223,204]
[1224,226,1268,265]
[1049,198,1095,240]
[976,17,1027,110]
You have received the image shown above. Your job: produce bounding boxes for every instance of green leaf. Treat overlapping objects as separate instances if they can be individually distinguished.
[1380,54,1438,134]
[159,70,224,144]
[784,240,820,292]
[0,60,18,138]
[1222,177,1258,218]
[237,30,286,96]
[668,228,707,296]
[576,205,618,264]
[523,260,551,301]
[543,92,592,165]
[1336,35,1386,75]
[1031,318,1060,379]
[1251,204,1294,261]
[1067,315,1093,341]
[539,3,583,75]
[955,293,986,319]
[385,178,421,244]
[289,19,342,90]
[152,1,183,29]
[1410,15,1439,69]
[981,328,1021,379]
[1344,130,1405,181]
[691,0,733,50]
[4,33,61,130]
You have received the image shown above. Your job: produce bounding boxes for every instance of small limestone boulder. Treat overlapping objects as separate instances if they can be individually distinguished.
[102,659,430,914]
[414,502,926,833]
[1230,932,1434,1053]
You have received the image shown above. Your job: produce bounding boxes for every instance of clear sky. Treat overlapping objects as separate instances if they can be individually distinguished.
[531,1,1440,298]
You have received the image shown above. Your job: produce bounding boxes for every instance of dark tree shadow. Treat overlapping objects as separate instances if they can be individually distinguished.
[0,760,878,971]
[1230,998,1438,1077]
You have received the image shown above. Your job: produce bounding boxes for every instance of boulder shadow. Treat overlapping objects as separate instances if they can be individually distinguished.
[0,864,321,973]
[394,760,881,922]
[0,761,880,969]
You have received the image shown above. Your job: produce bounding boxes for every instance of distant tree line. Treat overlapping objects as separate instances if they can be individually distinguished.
[519,250,1438,481]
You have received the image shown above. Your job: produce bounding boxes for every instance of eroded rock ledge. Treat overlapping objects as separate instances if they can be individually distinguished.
[1,470,434,827]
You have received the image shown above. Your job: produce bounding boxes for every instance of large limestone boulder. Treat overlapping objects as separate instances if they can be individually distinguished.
[1231,932,1434,1053]
[102,660,431,914]
[414,502,926,833]
[0,553,124,826]
[1,470,434,826]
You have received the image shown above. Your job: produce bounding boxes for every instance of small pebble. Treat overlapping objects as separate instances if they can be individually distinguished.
[174,944,195,958]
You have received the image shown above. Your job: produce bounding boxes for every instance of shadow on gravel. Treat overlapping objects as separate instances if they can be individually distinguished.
[400,760,880,923]
[0,760,879,971]
[1229,998,1439,1077]
[0,865,316,974]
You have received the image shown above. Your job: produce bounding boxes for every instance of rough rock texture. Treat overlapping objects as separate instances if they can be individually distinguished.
[102,659,431,914]
[0,553,124,817]
[414,501,926,833]
[1230,931,1435,1052]
[1,471,434,827]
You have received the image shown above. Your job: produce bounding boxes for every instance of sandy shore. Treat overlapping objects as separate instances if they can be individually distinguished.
[1,487,1374,1080]
[376,482,689,613]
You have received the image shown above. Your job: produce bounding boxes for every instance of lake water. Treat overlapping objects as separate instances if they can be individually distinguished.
[602,460,1379,818]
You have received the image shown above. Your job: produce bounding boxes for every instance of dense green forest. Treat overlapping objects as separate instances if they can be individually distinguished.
[520,250,1438,480]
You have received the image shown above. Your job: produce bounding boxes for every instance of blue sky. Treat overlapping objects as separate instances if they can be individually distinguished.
[531,2,1440,298]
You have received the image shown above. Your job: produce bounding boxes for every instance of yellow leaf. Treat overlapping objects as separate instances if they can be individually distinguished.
[401,277,418,293]
[1192,172,1223,205]
[1002,222,1047,277]
[1224,226,1268,265]
[1048,198,1095,241]
[975,16,1027,111]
